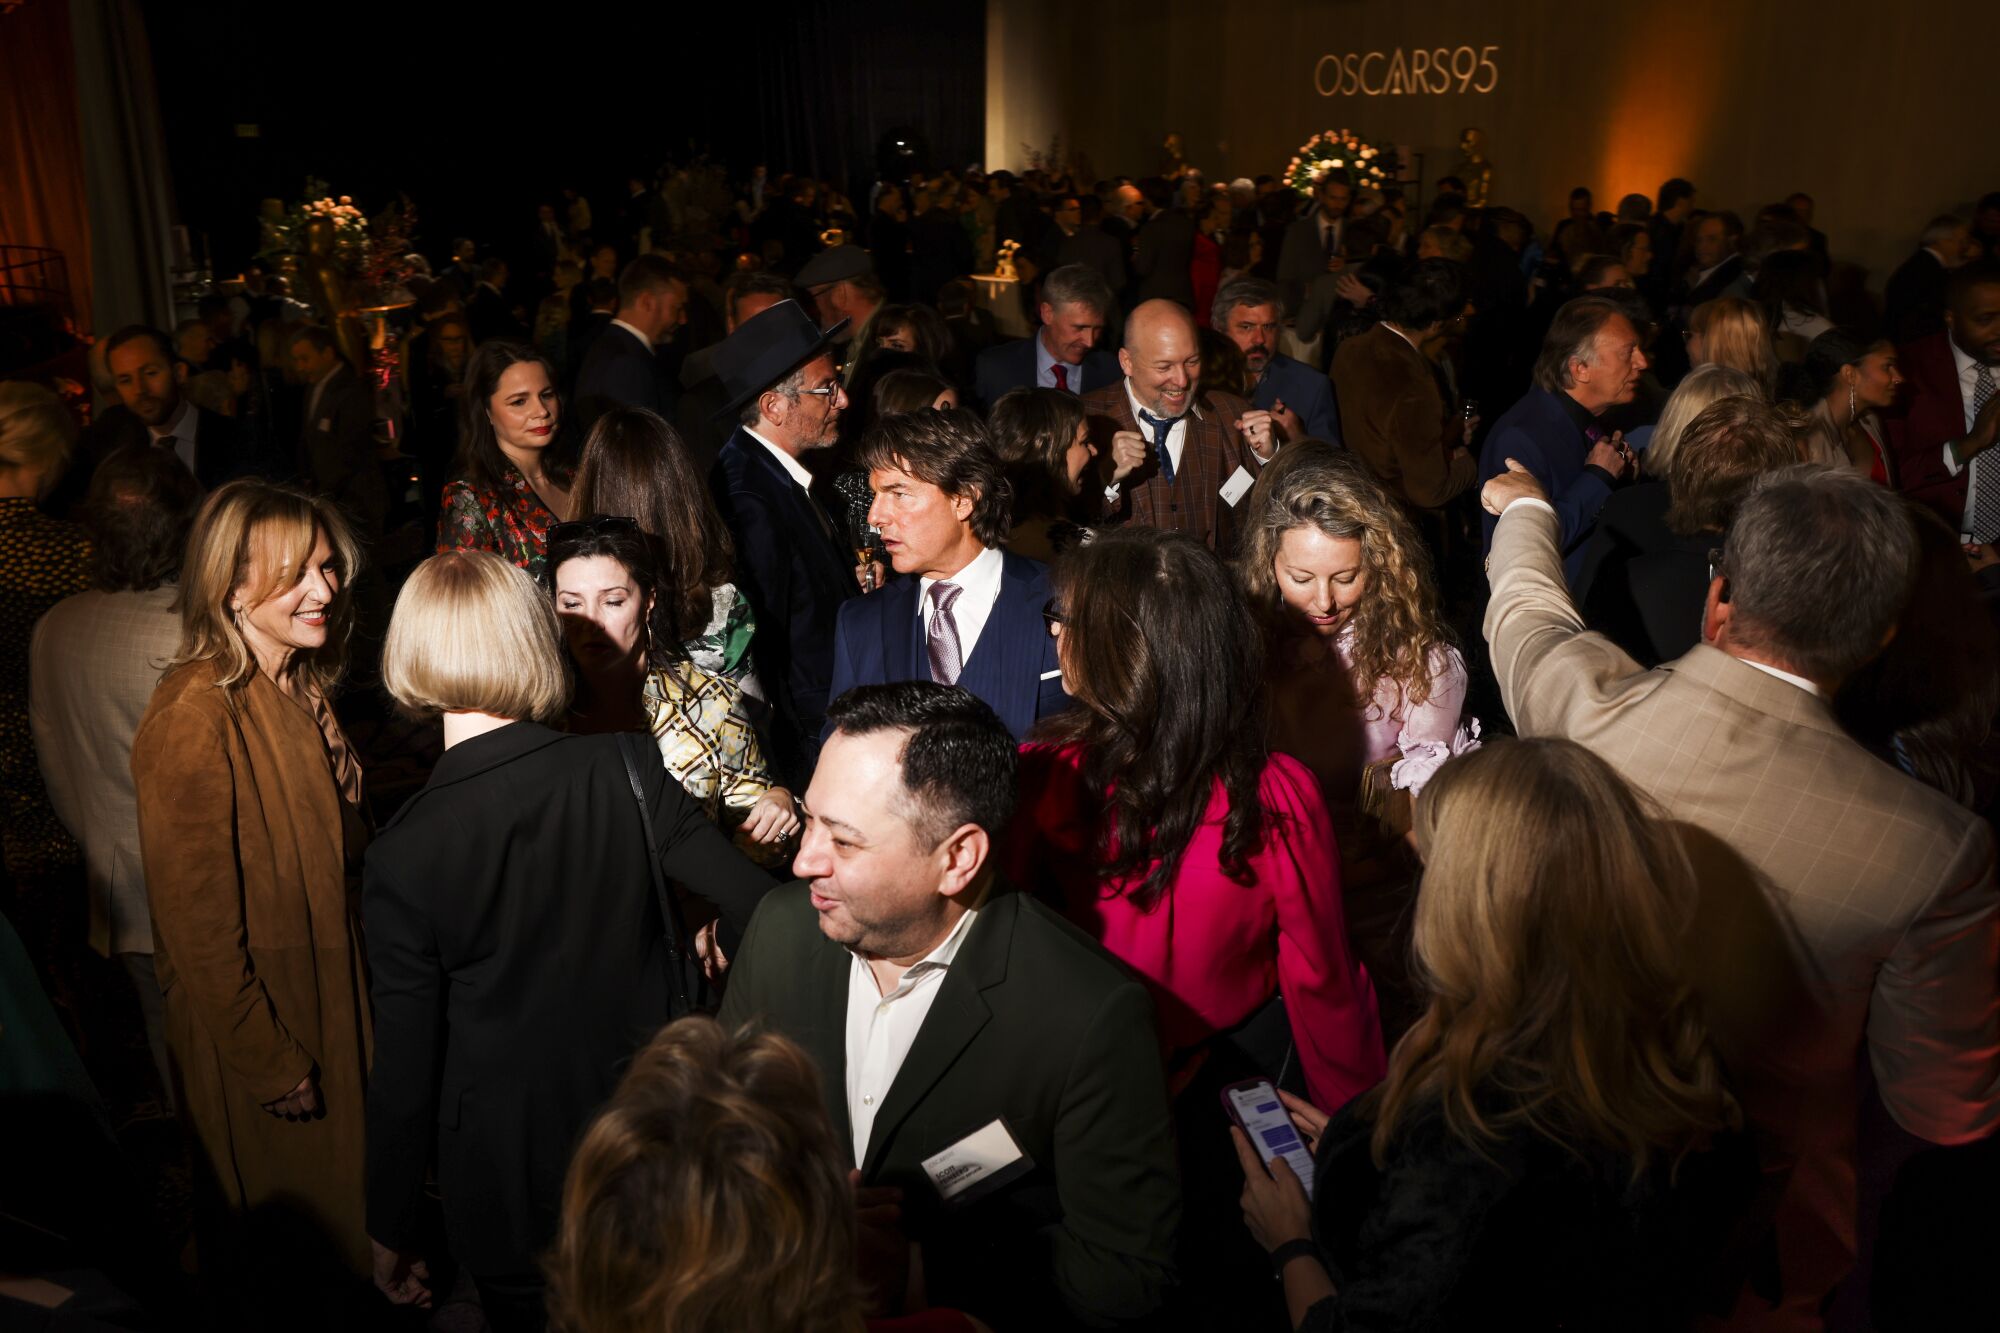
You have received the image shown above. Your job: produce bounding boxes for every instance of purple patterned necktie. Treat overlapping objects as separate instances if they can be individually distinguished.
[927,580,964,685]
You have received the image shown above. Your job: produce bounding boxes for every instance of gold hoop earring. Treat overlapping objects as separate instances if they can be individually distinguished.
[1847,382,1858,426]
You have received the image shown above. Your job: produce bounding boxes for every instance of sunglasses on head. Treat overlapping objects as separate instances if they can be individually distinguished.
[547,515,641,545]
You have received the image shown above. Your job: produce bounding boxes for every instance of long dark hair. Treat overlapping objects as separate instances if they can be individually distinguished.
[543,517,682,670]
[1036,527,1269,909]
[570,407,734,643]
[453,340,572,493]
[988,386,1085,524]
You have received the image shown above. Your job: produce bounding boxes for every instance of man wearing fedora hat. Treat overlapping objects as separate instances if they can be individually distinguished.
[711,298,870,784]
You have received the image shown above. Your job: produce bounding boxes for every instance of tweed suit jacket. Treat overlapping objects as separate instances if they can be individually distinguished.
[1485,500,2000,1317]
[1082,381,1260,556]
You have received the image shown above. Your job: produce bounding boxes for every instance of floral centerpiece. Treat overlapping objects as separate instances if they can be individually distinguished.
[994,238,1022,281]
[259,178,422,307]
[1284,130,1399,198]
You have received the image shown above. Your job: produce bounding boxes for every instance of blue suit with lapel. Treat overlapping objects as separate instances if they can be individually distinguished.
[1250,352,1342,445]
[1477,386,1614,585]
[973,335,1119,408]
[826,549,1070,740]
[711,426,859,783]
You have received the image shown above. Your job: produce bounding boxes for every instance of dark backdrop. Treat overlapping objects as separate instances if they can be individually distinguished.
[144,0,986,271]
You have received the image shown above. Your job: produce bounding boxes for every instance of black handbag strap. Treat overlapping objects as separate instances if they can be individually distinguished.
[617,732,693,1016]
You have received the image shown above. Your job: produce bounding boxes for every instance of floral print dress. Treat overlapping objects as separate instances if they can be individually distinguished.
[437,462,570,578]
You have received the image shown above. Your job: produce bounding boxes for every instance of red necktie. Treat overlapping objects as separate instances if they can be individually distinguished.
[1051,362,1070,393]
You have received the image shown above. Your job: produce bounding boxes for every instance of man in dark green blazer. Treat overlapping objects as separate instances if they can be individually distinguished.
[718,683,1180,1330]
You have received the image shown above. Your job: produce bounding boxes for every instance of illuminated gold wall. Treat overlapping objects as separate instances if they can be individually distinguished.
[986,0,2000,281]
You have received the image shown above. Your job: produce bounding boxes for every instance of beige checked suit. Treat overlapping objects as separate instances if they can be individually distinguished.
[1485,500,2000,1329]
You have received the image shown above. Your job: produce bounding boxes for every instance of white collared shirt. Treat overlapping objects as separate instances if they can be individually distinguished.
[150,398,198,475]
[1122,377,1191,474]
[610,319,654,353]
[918,543,1004,664]
[1937,338,1994,533]
[1034,329,1083,393]
[845,906,981,1164]
[744,425,816,492]
[1317,214,1343,256]
[305,364,341,427]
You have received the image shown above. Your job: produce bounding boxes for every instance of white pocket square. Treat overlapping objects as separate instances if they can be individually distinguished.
[1039,669,1063,680]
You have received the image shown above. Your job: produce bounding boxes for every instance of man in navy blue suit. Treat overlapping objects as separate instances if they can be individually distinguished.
[710,299,868,784]
[1211,275,1341,445]
[972,265,1120,407]
[827,409,1069,741]
[1478,296,1642,583]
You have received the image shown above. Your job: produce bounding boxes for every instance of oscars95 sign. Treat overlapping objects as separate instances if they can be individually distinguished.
[1316,46,1499,98]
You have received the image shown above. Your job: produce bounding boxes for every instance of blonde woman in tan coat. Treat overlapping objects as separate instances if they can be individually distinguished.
[132,478,374,1308]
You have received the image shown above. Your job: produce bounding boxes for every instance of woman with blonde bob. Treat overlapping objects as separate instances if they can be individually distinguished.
[361,550,774,1327]
[1684,296,1776,397]
[1236,441,1478,1040]
[1234,739,1757,1332]
[131,478,375,1301]
[545,1016,986,1333]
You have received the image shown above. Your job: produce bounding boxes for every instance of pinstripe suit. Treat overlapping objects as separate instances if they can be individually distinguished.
[1082,381,1261,556]
[1486,500,2000,1328]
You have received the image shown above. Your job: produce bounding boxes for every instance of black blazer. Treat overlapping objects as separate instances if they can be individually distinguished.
[362,722,775,1277]
[717,883,1180,1330]
[573,323,677,434]
[1574,480,1714,667]
[710,426,859,784]
[1132,209,1197,307]
[972,335,1118,408]
[298,364,387,536]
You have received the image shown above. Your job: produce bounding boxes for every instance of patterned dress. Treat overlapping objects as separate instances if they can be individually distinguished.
[437,462,571,577]
[0,498,91,874]
[644,660,788,867]
[682,583,760,697]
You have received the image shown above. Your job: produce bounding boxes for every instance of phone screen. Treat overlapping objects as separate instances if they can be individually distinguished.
[1225,1081,1316,1198]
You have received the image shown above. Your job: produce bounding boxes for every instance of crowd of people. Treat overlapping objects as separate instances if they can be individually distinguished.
[3,151,1999,1333]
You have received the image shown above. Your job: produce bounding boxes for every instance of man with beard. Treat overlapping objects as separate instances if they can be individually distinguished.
[102,325,250,490]
[1887,260,2000,539]
[1081,299,1278,556]
[1211,275,1339,444]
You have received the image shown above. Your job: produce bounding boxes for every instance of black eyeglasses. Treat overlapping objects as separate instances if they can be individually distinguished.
[1041,602,1067,634]
[548,515,640,545]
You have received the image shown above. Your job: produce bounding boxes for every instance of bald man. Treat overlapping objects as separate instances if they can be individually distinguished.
[1080,299,1278,555]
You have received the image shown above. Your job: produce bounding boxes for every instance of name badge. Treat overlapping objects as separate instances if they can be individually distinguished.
[921,1118,1034,1207]
[1218,465,1254,508]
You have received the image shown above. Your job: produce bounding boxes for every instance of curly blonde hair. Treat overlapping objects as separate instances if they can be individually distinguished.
[1235,440,1450,711]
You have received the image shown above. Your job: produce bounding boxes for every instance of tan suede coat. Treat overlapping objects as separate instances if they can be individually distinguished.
[132,657,372,1276]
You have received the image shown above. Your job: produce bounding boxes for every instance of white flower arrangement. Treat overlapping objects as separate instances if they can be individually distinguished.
[1285,130,1397,198]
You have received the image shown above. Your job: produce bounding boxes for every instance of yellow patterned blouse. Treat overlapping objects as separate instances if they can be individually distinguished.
[643,660,789,867]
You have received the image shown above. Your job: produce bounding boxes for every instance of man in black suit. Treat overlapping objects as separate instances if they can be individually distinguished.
[573,254,688,436]
[564,277,617,388]
[1030,194,1127,296]
[1275,173,1352,318]
[100,324,251,491]
[718,683,1179,1330]
[290,325,387,541]
[1656,210,1745,385]
[677,270,794,474]
[1130,178,1195,307]
[709,299,867,784]
[465,258,521,344]
[1886,214,1974,346]
[972,264,1118,406]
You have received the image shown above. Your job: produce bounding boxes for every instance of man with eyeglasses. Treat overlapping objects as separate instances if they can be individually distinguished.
[711,299,873,784]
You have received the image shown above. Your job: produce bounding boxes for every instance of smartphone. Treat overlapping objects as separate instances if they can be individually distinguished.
[1221,1079,1316,1198]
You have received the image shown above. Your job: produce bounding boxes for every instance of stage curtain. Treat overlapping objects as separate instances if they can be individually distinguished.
[71,0,177,333]
[0,0,93,327]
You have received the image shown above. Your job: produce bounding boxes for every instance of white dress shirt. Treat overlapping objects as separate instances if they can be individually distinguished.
[845,906,980,1164]
[1122,377,1189,473]
[1317,214,1343,257]
[918,543,1004,664]
[1937,339,1992,532]
[150,398,199,475]
[305,364,341,428]
[745,425,816,491]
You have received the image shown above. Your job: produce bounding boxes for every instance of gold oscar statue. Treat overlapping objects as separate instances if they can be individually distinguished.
[299,216,371,371]
[1451,128,1494,207]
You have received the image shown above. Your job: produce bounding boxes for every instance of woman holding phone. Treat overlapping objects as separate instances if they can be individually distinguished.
[1232,740,1756,1330]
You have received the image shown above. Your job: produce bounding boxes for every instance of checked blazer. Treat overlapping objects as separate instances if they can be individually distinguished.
[1081,381,1260,557]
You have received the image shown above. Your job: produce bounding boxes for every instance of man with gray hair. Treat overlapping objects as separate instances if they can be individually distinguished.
[1477,295,1642,580]
[1886,213,1975,345]
[972,263,1118,406]
[1212,274,1340,444]
[1482,460,2000,1328]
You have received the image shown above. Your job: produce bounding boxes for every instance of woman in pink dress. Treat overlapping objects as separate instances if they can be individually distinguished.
[1236,442,1479,1043]
[1010,526,1382,1112]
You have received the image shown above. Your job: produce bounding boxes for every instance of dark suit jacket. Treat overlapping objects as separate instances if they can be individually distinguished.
[826,550,1070,741]
[466,283,519,345]
[574,324,677,433]
[1054,225,1128,295]
[711,427,859,784]
[1885,250,1950,347]
[1884,332,1972,530]
[1574,481,1712,667]
[1250,351,1341,446]
[565,310,614,386]
[298,364,387,537]
[717,883,1180,1329]
[1477,386,1614,583]
[1082,382,1259,556]
[1131,210,1196,307]
[363,722,774,1276]
[1332,326,1475,510]
[1276,212,1342,317]
[973,335,1118,408]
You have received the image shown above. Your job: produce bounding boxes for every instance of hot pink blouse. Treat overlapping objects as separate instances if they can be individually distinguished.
[1009,744,1385,1112]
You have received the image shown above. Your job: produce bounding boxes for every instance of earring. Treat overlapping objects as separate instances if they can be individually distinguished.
[1847,382,1858,426]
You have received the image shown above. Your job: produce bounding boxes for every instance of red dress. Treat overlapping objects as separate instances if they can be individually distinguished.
[1009,744,1385,1112]
[1189,230,1223,327]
